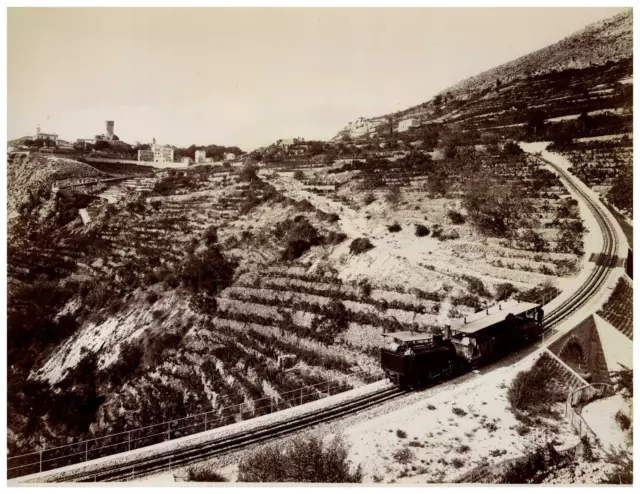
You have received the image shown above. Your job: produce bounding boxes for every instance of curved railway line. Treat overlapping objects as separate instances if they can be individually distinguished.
[15,152,621,483]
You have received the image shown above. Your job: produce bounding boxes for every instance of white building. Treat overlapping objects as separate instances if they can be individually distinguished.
[152,142,174,163]
[224,152,236,161]
[33,125,58,143]
[181,156,192,165]
[195,149,206,163]
[398,118,417,133]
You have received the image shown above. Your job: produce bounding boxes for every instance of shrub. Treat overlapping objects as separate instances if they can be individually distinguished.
[408,441,422,448]
[465,276,491,298]
[484,422,498,433]
[456,444,470,454]
[178,246,236,294]
[393,447,415,465]
[388,221,402,233]
[431,223,443,238]
[185,465,228,482]
[385,186,402,206]
[359,279,372,298]
[451,457,465,469]
[236,434,362,483]
[363,192,376,205]
[507,362,565,416]
[146,292,159,305]
[276,216,322,261]
[447,210,466,224]
[293,170,305,181]
[415,224,430,237]
[615,410,631,431]
[495,283,518,302]
[452,407,467,417]
[349,238,374,255]
[396,429,408,439]
[203,225,218,246]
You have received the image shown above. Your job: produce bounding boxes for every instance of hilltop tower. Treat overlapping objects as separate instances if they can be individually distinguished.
[105,120,115,139]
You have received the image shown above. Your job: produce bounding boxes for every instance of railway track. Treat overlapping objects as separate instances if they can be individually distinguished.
[536,155,619,330]
[35,387,407,483]
[16,152,621,484]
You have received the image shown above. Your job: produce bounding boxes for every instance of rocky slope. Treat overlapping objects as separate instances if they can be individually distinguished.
[333,9,632,140]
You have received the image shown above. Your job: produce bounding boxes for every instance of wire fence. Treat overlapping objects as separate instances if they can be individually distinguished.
[565,382,615,442]
[7,369,382,479]
[7,284,564,480]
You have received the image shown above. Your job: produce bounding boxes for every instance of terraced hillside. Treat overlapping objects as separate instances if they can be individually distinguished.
[7,156,374,462]
[550,135,633,222]
[333,11,632,148]
[597,276,633,340]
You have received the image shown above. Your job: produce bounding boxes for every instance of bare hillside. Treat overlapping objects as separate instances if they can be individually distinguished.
[445,9,632,98]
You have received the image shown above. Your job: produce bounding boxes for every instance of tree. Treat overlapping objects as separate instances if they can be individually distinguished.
[463,171,530,237]
[527,110,547,137]
[93,140,110,151]
[239,164,259,182]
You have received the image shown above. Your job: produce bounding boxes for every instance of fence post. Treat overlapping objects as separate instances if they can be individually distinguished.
[39,448,43,473]
[167,422,171,441]
[204,413,208,432]
[270,396,274,414]
[300,387,303,405]
[85,440,88,462]
[128,431,131,451]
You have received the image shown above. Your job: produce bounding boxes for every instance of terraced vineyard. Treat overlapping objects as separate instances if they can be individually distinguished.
[597,276,633,339]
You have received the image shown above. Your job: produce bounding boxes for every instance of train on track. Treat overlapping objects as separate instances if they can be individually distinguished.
[380,301,544,389]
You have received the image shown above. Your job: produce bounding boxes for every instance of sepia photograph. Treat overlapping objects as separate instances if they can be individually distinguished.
[4,2,635,487]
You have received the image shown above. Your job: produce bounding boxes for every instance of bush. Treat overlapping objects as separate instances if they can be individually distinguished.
[393,447,415,465]
[431,223,443,238]
[507,362,565,415]
[396,429,408,439]
[185,465,228,482]
[415,224,430,237]
[276,216,322,261]
[179,246,236,294]
[237,434,362,483]
[615,410,631,431]
[203,225,218,246]
[363,192,376,205]
[349,238,374,255]
[452,407,467,417]
[385,186,402,206]
[293,170,305,181]
[451,457,465,469]
[447,210,466,224]
[495,283,519,302]
[388,221,402,233]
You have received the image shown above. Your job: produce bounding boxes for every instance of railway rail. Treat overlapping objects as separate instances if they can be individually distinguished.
[536,155,619,331]
[21,387,407,483]
[12,152,621,483]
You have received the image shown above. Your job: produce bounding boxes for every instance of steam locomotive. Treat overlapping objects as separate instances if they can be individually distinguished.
[380,301,544,389]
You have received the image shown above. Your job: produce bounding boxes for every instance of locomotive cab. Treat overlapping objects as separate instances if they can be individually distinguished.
[380,331,458,389]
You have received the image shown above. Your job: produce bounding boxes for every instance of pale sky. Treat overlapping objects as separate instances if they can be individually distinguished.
[8,7,628,151]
